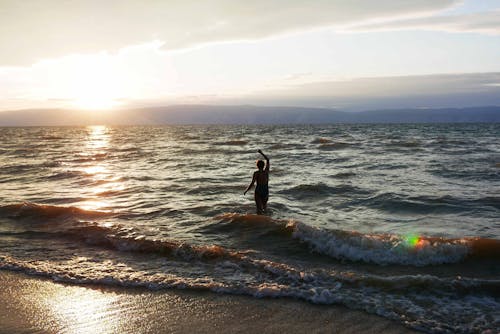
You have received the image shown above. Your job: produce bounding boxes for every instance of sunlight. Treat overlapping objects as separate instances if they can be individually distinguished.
[83,165,108,175]
[74,95,121,110]
[82,126,110,177]
[86,125,109,149]
[61,54,124,110]
[79,125,113,210]
[45,284,121,334]
[79,199,110,211]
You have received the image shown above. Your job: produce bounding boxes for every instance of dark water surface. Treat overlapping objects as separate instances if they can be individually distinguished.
[1,124,499,333]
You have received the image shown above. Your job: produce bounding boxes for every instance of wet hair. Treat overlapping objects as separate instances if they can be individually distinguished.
[256,160,265,170]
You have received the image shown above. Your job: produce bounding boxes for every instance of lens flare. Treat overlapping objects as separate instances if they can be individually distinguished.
[404,234,421,248]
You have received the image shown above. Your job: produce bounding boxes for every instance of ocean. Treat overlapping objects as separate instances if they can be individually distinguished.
[0,123,499,333]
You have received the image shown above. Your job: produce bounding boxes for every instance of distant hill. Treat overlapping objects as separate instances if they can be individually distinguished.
[0,105,499,126]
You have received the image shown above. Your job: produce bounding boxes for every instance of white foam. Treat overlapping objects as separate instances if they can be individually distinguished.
[291,221,470,266]
[1,253,499,334]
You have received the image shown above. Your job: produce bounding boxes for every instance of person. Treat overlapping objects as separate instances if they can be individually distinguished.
[244,149,270,214]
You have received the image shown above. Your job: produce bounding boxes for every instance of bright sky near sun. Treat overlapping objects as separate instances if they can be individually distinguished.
[0,0,499,111]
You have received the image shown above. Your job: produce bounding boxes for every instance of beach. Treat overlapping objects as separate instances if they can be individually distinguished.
[0,271,418,334]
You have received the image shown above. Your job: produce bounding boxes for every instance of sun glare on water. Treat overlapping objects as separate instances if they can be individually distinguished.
[77,125,113,211]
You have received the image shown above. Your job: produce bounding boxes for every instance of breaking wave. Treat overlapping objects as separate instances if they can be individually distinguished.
[1,207,500,333]
[217,213,500,266]
[2,204,499,267]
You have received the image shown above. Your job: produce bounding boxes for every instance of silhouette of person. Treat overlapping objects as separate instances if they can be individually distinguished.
[244,149,269,214]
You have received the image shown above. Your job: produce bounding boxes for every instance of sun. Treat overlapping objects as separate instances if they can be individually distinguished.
[72,78,122,110]
[61,53,125,110]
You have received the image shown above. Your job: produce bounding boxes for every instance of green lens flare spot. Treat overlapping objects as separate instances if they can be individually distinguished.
[404,234,420,247]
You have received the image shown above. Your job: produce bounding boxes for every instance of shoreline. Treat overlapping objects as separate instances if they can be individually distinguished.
[0,270,418,334]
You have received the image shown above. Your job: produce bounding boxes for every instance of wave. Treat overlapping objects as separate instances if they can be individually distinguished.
[176,147,242,155]
[268,143,303,150]
[94,189,126,197]
[2,209,500,333]
[2,249,497,295]
[68,153,109,163]
[432,138,470,146]
[0,202,114,221]
[388,140,421,148]
[2,203,499,267]
[428,167,500,182]
[215,213,282,232]
[279,183,370,199]
[365,163,409,170]
[216,213,500,266]
[126,175,158,181]
[41,161,61,168]
[115,146,140,152]
[330,172,356,179]
[214,140,248,146]
[3,221,498,290]
[0,162,59,174]
[48,170,86,180]
[40,135,64,140]
[178,134,199,141]
[354,193,500,213]
[2,224,499,334]
[2,256,499,334]
[0,206,242,262]
[293,222,469,266]
[68,224,244,262]
[311,138,331,144]
[318,142,352,150]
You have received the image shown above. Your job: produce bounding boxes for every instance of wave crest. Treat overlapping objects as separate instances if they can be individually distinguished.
[215,140,248,146]
[291,222,471,266]
[216,213,499,266]
[0,202,113,221]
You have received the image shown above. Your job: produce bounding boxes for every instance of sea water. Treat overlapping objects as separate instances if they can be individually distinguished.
[0,124,499,333]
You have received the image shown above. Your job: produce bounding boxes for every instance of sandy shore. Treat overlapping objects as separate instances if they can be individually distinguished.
[0,270,417,334]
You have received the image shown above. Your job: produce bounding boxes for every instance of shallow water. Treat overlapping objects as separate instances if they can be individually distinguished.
[1,124,499,333]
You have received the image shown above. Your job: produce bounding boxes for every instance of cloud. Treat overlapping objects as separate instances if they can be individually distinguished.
[228,72,500,110]
[283,72,500,96]
[0,0,459,65]
[349,10,500,34]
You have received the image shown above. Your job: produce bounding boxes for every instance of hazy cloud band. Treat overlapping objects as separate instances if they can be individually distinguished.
[0,0,460,65]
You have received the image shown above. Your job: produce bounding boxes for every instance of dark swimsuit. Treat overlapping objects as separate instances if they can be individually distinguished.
[255,184,269,199]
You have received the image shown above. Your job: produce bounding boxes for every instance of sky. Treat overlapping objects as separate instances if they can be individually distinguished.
[0,0,499,111]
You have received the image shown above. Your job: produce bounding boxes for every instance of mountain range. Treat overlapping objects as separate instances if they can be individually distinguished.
[0,105,499,126]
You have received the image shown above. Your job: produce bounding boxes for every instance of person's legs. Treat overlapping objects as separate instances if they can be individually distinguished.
[254,194,264,214]
[262,196,268,211]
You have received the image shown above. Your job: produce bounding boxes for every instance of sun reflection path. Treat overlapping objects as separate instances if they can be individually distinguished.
[86,125,109,150]
[83,165,108,175]
[78,125,116,211]
[45,284,122,334]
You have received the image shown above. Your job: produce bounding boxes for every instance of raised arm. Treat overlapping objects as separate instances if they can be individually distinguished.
[244,172,257,195]
[258,149,270,171]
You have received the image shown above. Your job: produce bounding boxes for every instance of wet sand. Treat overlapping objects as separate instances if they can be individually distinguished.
[0,270,418,334]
